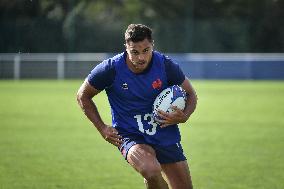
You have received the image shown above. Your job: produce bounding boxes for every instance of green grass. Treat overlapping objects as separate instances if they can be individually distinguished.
[0,80,284,189]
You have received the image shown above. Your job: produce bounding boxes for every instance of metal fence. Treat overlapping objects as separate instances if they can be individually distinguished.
[0,53,109,79]
[1,53,284,80]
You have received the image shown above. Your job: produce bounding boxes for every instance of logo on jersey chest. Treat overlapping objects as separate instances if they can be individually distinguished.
[122,83,128,90]
[121,79,162,90]
[152,78,162,89]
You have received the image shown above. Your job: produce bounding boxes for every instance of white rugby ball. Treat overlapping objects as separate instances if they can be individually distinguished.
[152,85,187,121]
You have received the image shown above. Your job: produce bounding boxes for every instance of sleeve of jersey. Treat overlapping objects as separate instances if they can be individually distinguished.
[165,57,186,86]
[87,59,115,90]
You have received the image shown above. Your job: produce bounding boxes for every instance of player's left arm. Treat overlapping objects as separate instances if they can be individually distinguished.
[180,77,198,120]
[158,77,197,128]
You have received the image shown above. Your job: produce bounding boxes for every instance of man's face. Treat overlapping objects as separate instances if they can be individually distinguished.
[125,38,153,73]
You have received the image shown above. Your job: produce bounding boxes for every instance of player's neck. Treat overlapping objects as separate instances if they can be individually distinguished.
[125,56,150,74]
[125,58,139,74]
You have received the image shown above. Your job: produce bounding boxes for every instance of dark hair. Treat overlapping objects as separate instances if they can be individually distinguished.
[124,24,153,43]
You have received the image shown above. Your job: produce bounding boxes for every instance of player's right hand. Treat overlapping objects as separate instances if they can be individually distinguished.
[98,126,123,147]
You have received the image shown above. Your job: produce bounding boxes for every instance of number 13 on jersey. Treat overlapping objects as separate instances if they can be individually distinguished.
[134,113,158,135]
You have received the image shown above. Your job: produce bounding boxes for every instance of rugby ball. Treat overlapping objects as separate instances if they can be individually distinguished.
[152,85,186,121]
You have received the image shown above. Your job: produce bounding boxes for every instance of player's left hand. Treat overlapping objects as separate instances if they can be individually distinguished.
[156,106,188,128]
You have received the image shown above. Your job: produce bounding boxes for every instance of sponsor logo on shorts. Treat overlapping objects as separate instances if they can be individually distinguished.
[176,143,180,148]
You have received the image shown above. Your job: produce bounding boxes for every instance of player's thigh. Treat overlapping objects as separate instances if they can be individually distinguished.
[127,144,162,177]
[161,160,193,189]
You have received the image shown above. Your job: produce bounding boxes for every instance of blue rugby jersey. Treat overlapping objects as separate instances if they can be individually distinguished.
[87,51,185,146]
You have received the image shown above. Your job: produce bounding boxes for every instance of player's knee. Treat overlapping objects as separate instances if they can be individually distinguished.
[140,163,162,180]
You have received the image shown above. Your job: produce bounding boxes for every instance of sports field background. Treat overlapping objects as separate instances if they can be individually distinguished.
[0,80,283,189]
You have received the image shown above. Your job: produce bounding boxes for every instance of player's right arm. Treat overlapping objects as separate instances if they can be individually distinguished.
[76,80,122,147]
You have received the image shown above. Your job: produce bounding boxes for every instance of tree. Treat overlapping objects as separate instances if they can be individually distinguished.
[0,0,283,52]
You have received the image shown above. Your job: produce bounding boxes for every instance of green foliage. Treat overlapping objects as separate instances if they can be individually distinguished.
[0,1,283,52]
[0,80,284,189]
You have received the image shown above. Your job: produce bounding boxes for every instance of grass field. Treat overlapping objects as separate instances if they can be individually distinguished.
[0,80,284,189]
